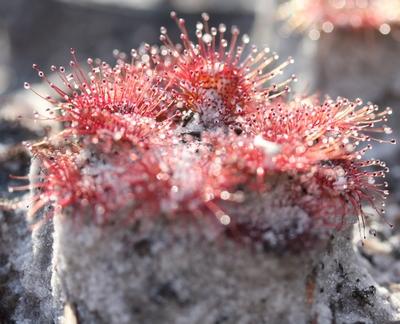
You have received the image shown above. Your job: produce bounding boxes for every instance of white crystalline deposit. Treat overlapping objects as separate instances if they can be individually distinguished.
[52,212,315,324]
[5,143,398,323]
[50,191,400,324]
[312,230,400,324]
[0,202,56,323]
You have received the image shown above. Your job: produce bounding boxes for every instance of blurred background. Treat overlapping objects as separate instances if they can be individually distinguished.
[0,0,266,94]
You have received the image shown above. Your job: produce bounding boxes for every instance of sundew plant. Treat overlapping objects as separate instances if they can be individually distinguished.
[17,12,395,247]
[279,0,400,39]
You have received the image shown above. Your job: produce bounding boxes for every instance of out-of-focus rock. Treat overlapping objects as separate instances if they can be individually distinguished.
[252,0,315,94]
[316,29,400,103]
[50,213,400,324]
